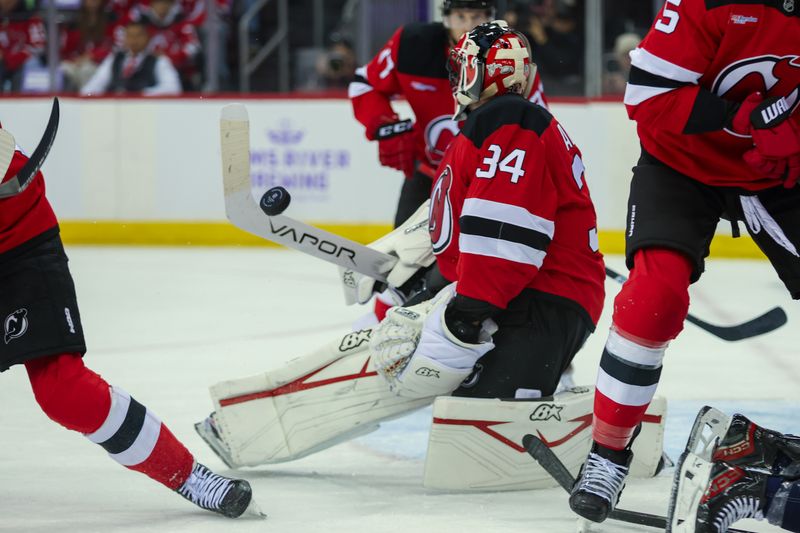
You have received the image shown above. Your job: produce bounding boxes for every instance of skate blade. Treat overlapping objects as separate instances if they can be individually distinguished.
[194,420,237,469]
[244,499,267,519]
[685,406,732,461]
[666,451,712,533]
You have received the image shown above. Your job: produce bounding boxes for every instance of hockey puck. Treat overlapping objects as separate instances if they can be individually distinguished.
[260,186,291,216]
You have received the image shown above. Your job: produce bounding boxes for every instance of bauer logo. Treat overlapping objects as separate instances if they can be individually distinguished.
[339,330,371,352]
[4,308,29,344]
[415,367,440,378]
[529,403,564,422]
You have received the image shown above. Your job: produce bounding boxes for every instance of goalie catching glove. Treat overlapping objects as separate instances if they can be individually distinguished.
[370,284,497,398]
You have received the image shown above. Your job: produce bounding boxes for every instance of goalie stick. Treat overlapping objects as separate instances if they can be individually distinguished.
[0,97,60,199]
[605,266,787,342]
[220,103,398,281]
[521,434,754,532]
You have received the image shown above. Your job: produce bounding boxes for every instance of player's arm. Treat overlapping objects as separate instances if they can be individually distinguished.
[80,53,114,95]
[348,26,404,139]
[624,0,731,135]
[455,128,556,313]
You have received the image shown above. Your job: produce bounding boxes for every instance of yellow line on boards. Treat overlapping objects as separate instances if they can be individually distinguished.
[59,221,766,259]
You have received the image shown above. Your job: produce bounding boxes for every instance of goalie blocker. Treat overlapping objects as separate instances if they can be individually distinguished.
[198,323,666,490]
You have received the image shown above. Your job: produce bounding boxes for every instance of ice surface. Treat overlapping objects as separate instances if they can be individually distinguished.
[2,247,795,532]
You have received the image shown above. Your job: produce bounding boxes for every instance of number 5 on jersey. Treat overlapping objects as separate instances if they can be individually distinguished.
[476,144,527,183]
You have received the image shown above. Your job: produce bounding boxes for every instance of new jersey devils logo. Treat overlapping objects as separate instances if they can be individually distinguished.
[424,115,460,165]
[713,55,800,136]
[4,308,29,344]
[429,165,454,254]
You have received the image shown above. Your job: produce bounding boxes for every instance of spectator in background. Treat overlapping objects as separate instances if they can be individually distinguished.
[528,0,583,95]
[60,0,117,92]
[81,20,181,95]
[602,32,640,95]
[313,37,355,90]
[0,0,44,92]
[126,0,200,90]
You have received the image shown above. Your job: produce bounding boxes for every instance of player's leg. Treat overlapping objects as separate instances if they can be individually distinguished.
[2,234,255,518]
[393,168,433,228]
[570,151,723,523]
[451,290,591,399]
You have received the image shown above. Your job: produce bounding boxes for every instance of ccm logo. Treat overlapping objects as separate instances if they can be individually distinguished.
[268,219,357,264]
[376,119,413,140]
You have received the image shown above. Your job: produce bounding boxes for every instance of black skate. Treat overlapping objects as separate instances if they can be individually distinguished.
[712,413,800,474]
[696,461,767,532]
[177,462,261,518]
[569,442,633,523]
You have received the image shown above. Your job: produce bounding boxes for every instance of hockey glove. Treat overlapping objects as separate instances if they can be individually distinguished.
[370,284,496,399]
[373,116,415,178]
[732,93,800,187]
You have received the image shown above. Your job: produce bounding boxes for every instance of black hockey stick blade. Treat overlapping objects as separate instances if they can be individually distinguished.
[522,434,754,533]
[0,97,60,199]
[605,266,787,342]
[684,306,787,342]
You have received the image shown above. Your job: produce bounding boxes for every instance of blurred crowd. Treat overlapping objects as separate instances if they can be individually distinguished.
[0,0,652,96]
[0,0,227,94]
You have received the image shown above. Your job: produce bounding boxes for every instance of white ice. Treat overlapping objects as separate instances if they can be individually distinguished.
[2,247,797,532]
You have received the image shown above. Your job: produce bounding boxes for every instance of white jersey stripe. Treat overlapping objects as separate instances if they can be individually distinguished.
[629,47,703,84]
[86,387,130,443]
[462,198,555,239]
[109,409,163,466]
[596,367,658,407]
[460,233,546,268]
[624,84,675,106]
[605,329,666,368]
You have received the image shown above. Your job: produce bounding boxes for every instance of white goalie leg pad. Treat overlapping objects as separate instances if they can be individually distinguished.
[208,328,431,467]
[0,129,16,182]
[423,386,667,491]
[668,451,714,532]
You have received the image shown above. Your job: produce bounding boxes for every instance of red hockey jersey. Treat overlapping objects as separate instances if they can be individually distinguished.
[0,146,57,255]
[625,0,800,190]
[429,94,604,324]
[350,22,548,168]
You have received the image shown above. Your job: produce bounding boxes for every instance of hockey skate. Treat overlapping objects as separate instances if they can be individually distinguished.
[176,462,263,518]
[569,441,633,523]
[680,406,800,473]
[668,454,767,532]
[194,413,236,468]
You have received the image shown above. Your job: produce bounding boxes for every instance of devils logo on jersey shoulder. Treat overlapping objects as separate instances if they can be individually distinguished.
[713,55,800,135]
[4,308,28,344]
[429,165,454,254]
[425,115,460,165]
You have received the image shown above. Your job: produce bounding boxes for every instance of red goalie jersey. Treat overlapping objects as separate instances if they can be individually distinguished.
[0,146,56,255]
[429,94,605,325]
[350,22,548,168]
[625,0,800,190]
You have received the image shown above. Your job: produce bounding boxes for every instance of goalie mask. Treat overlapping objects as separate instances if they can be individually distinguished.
[447,20,536,121]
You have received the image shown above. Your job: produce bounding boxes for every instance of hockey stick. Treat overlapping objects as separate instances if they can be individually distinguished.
[0,97,60,199]
[220,104,398,281]
[605,266,787,341]
[521,434,754,532]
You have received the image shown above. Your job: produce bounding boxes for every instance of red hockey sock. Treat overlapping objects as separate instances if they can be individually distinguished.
[25,353,194,490]
[593,248,693,450]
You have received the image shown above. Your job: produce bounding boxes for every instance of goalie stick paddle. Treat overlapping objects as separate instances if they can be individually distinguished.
[219,104,398,280]
[521,434,754,532]
[0,97,60,199]
[605,266,787,341]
